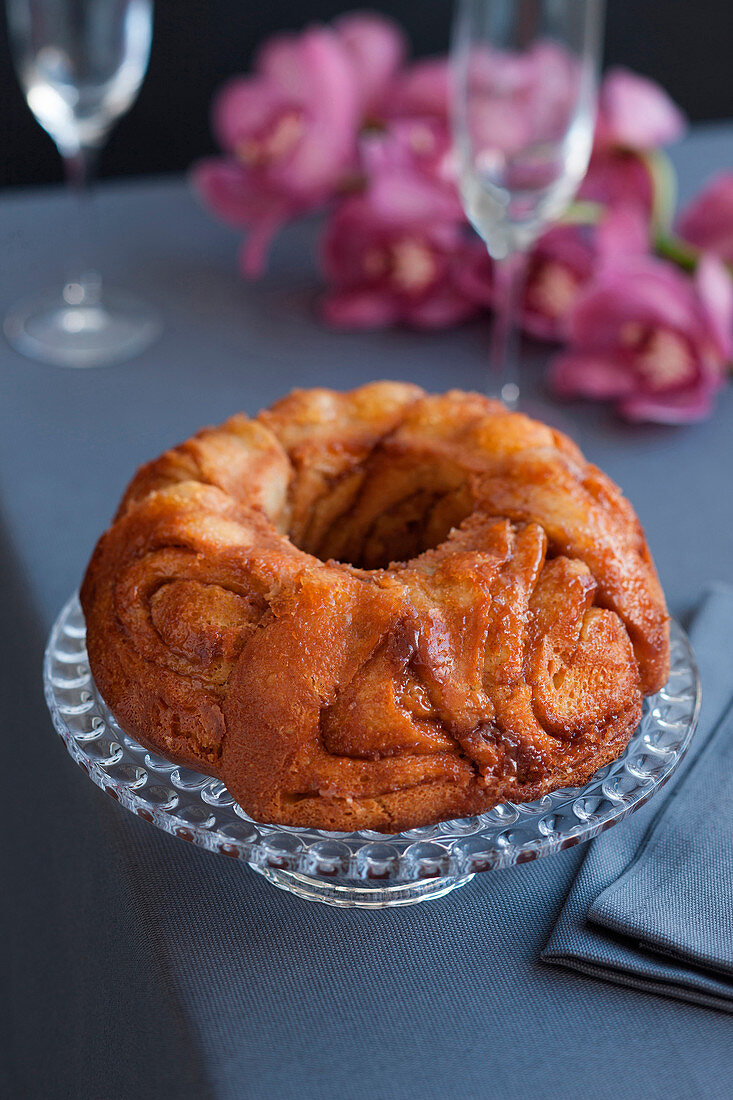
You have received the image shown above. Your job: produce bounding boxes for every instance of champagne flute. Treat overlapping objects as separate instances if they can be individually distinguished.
[4,0,161,367]
[451,0,604,407]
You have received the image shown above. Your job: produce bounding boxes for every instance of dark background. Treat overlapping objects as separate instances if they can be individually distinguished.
[1,0,731,190]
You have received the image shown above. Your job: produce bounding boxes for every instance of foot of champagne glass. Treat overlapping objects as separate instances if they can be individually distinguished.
[4,279,162,368]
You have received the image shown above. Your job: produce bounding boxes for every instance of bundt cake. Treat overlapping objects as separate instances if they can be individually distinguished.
[80,382,669,833]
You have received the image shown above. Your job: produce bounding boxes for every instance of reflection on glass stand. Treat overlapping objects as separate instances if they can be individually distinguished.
[451,0,604,407]
[4,0,161,367]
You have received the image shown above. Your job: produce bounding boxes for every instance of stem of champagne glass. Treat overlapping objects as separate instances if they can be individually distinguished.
[61,142,102,308]
[488,248,528,410]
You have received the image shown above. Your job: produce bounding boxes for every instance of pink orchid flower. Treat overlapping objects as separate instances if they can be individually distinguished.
[333,12,407,119]
[579,68,686,215]
[320,179,478,330]
[677,172,733,265]
[520,214,648,343]
[455,227,592,340]
[549,254,732,423]
[192,26,359,276]
[522,226,599,340]
[458,206,648,342]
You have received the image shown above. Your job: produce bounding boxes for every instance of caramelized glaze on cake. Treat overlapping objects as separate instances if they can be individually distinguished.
[81,383,669,832]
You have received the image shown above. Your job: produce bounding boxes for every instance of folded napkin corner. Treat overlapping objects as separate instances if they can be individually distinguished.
[543,583,733,1013]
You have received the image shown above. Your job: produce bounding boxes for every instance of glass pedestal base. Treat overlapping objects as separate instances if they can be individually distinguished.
[4,285,161,367]
[250,866,476,908]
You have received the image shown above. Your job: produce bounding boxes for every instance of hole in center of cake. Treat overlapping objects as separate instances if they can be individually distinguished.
[294,475,475,571]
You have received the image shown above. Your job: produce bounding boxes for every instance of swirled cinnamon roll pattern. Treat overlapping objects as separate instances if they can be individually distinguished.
[81,383,669,832]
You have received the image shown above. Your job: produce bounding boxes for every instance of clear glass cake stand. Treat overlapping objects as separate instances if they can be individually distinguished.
[44,594,700,909]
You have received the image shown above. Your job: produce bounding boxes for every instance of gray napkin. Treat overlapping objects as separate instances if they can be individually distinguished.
[543,584,733,1012]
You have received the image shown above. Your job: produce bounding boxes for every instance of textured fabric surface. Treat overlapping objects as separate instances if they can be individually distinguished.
[0,528,211,1100]
[2,125,733,1100]
[544,585,733,1010]
[116,816,733,1100]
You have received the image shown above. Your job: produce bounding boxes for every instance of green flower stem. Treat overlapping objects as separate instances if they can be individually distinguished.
[654,234,700,272]
[560,200,605,226]
[640,148,677,236]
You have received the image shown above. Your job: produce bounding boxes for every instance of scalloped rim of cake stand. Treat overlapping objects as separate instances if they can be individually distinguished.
[44,594,700,908]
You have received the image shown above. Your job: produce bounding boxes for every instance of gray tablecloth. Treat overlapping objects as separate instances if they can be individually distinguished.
[2,123,733,1100]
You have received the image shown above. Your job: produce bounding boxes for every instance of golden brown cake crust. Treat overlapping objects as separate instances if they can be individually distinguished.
[80,383,669,833]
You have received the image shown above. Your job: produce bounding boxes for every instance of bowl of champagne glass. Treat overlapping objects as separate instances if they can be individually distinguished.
[4,0,161,367]
[451,0,605,407]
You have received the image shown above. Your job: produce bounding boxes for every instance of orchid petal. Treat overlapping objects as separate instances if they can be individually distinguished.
[212,78,287,154]
[566,258,700,348]
[595,68,686,151]
[237,214,286,278]
[677,172,733,264]
[694,252,733,362]
[596,204,649,266]
[619,387,717,424]
[320,289,401,329]
[256,33,311,99]
[387,58,451,120]
[549,352,637,399]
[270,30,359,194]
[368,171,463,224]
[405,290,478,328]
[579,150,654,213]
[334,12,407,117]
[191,159,269,227]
